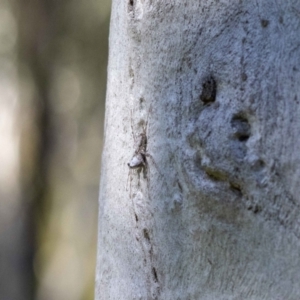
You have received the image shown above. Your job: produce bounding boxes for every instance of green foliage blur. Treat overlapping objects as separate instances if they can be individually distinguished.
[0,0,110,299]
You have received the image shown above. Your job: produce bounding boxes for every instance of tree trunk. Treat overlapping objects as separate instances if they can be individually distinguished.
[96,1,300,299]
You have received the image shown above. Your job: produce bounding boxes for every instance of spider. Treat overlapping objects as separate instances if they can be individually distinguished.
[127,106,154,195]
[127,129,148,170]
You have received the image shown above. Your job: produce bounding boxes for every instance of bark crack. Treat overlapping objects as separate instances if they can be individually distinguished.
[132,201,160,299]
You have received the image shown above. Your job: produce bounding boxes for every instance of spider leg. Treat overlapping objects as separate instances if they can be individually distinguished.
[145,163,150,189]
[126,169,133,198]
[142,162,148,179]
[145,152,161,176]
[130,109,137,144]
[144,104,152,139]
[137,168,142,187]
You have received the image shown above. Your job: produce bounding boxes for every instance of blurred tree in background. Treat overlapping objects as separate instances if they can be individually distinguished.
[0,0,110,299]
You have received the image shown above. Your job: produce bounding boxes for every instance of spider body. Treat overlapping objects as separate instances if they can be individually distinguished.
[128,152,146,169]
[126,107,154,195]
[128,133,147,169]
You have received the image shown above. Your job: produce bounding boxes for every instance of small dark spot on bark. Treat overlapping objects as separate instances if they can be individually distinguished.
[234,167,241,173]
[135,213,138,222]
[231,114,251,142]
[261,19,269,28]
[143,229,150,241]
[238,135,249,142]
[205,167,227,181]
[253,205,262,214]
[247,204,262,214]
[128,0,134,13]
[279,16,283,24]
[230,182,243,196]
[129,66,134,78]
[241,73,247,81]
[252,159,265,172]
[177,181,183,192]
[139,97,145,105]
[200,76,217,104]
[152,267,158,282]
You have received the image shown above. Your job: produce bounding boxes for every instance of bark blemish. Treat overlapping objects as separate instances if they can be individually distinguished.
[230,182,243,197]
[231,114,251,142]
[177,181,183,192]
[129,65,135,89]
[241,72,248,81]
[261,19,269,28]
[247,204,262,214]
[200,76,217,104]
[143,228,151,242]
[253,205,262,213]
[128,0,135,14]
[251,158,265,172]
[152,267,158,282]
[129,66,134,78]
[204,167,227,182]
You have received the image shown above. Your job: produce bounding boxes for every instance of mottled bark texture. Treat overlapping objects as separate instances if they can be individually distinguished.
[96,1,300,299]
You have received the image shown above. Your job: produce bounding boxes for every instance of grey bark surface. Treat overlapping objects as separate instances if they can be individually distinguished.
[96,1,300,299]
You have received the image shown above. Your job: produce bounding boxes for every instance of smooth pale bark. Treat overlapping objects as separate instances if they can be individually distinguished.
[96,1,300,299]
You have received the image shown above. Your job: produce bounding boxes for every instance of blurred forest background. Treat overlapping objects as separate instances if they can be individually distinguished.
[0,0,111,299]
